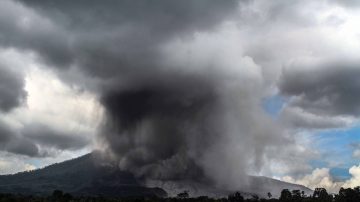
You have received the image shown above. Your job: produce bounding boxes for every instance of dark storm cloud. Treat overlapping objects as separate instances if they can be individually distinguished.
[22,124,90,151]
[0,120,40,157]
[279,59,360,116]
[0,65,26,112]
[0,120,12,142]
[18,0,237,32]
[0,120,89,156]
[0,0,72,68]
[1,0,237,80]
[6,138,40,157]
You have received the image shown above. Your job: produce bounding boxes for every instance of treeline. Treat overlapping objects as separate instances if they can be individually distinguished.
[0,187,359,202]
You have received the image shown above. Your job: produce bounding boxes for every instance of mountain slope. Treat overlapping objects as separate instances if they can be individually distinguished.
[0,153,166,197]
[0,153,311,198]
[244,176,313,198]
[146,176,312,198]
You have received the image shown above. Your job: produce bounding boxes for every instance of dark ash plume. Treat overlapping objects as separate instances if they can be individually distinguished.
[100,74,220,182]
[0,0,293,195]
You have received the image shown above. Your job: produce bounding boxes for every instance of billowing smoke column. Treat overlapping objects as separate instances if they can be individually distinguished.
[4,0,289,193]
[100,74,219,182]
[98,66,282,193]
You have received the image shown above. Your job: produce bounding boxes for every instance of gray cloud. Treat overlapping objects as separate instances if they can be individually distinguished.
[0,120,13,142]
[280,106,354,130]
[350,143,360,159]
[0,120,39,157]
[0,120,90,157]
[6,138,40,157]
[353,149,360,159]
[0,0,237,81]
[0,0,72,69]
[335,0,360,7]
[0,65,26,112]
[279,59,360,117]
[22,124,90,151]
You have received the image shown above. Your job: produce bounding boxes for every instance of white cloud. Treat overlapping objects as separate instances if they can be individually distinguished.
[20,66,103,137]
[283,165,360,193]
[0,152,36,174]
[0,48,103,137]
[343,164,360,188]
[282,168,343,193]
[0,49,102,172]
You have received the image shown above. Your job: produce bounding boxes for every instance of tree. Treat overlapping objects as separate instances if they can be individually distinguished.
[280,189,292,202]
[251,194,259,201]
[313,188,332,202]
[177,191,189,199]
[63,193,73,201]
[336,187,360,202]
[292,190,302,202]
[228,192,244,202]
[52,190,63,199]
[354,186,360,193]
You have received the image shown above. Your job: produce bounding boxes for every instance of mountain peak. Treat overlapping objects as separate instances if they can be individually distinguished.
[0,153,311,198]
[0,152,166,197]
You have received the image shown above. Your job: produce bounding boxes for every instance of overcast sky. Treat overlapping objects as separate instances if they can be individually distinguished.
[0,0,360,192]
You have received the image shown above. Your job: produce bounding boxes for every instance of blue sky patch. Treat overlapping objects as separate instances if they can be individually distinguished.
[310,126,360,180]
[262,95,286,117]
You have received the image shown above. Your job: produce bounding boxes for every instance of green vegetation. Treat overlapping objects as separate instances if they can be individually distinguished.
[0,187,359,202]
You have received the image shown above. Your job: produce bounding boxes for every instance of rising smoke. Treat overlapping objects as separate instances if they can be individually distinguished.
[98,67,283,191]
[1,0,295,193]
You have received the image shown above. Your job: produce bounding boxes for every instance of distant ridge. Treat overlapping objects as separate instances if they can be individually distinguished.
[0,153,166,197]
